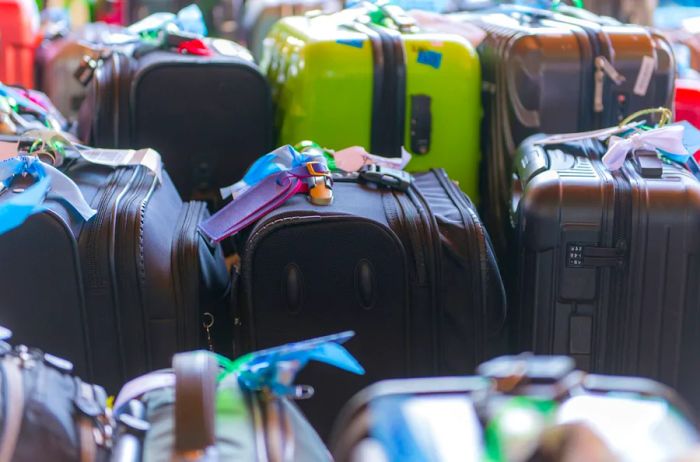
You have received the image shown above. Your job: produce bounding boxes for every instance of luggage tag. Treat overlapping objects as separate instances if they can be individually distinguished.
[230,331,364,399]
[200,163,330,242]
[219,145,325,200]
[0,156,96,236]
[22,130,163,182]
[332,145,412,172]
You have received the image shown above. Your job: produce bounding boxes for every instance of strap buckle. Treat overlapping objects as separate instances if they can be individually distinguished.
[359,164,412,191]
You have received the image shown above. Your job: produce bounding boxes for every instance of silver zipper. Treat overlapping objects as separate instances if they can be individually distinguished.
[594,56,626,113]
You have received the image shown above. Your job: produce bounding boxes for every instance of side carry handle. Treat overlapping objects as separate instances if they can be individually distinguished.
[173,351,219,461]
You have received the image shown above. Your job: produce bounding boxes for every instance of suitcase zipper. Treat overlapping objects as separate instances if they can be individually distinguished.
[171,201,209,350]
[433,169,490,357]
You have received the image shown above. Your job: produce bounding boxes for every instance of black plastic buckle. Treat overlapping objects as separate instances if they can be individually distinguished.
[359,164,412,191]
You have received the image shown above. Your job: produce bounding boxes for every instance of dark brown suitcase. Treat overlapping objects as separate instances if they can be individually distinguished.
[512,133,700,410]
[456,6,675,256]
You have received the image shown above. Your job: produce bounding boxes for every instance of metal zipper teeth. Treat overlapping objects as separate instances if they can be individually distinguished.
[433,169,489,360]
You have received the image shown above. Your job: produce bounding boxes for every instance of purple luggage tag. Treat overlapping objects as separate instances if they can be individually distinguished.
[199,165,318,243]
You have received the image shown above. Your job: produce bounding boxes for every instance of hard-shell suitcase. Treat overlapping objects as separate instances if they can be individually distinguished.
[238,0,341,62]
[330,355,700,462]
[458,6,675,254]
[0,137,230,392]
[233,168,506,437]
[0,329,113,462]
[35,22,122,120]
[77,39,273,202]
[511,131,700,410]
[0,0,41,88]
[261,4,482,200]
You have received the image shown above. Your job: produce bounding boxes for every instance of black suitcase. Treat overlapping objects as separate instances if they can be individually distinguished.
[0,331,113,462]
[0,142,230,392]
[458,6,675,254]
[232,168,507,437]
[77,40,273,202]
[512,133,700,410]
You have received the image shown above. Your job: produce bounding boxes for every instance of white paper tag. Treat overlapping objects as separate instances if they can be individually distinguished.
[0,141,19,162]
[634,56,655,97]
[80,148,163,182]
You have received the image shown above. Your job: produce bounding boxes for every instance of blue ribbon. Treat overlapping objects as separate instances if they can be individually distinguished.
[0,156,96,237]
[220,145,327,199]
[237,331,365,397]
[128,4,208,37]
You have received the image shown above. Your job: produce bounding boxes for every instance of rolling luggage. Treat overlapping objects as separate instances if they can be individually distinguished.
[0,134,230,392]
[261,3,482,200]
[231,168,506,437]
[35,22,123,120]
[511,123,700,410]
[330,354,700,462]
[77,36,273,201]
[112,334,360,461]
[0,327,113,462]
[0,0,41,88]
[238,0,341,62]
[458,6,675,254]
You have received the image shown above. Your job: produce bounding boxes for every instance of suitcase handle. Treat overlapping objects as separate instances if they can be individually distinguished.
[173,351,219,459]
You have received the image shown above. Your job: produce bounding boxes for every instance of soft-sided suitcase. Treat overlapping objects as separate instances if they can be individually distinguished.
[330,355,700,462]
[0,137,230,392]
[77,38,273,202]
[458,6,675,254]
[232,168,506,437]
[261,4,482,200]
[112,334,360,461]
[511,130,700,410]
[0,0,41,88]
[238,0,342,62]
[0,328,113,462]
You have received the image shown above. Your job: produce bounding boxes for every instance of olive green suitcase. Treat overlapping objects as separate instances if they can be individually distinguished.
[261,3,482,199]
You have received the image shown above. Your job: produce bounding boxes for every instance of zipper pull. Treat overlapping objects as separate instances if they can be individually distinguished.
[594,56,626,113]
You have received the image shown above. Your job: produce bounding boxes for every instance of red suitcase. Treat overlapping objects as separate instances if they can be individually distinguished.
[0,0,41,88]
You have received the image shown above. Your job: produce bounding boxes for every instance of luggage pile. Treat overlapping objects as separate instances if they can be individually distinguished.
[2,0,700,460]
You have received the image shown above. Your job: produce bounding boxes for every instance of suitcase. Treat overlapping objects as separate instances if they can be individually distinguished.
[112,334,357,461]
[457,6,676,255]
[0,136,230,392]
[0,0,41,88]
[261,4,482,200]
[330,354,700,462]
[238,0,342,62]
[511,130,700,410]
[35,22,123,120]
[0,329,113,462]
[77,38,273,202]
[231,168,506,437]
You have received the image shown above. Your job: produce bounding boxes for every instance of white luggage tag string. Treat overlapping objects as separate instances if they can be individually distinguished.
[333,146,412,172]
[532,122,644,146]
[23,130,163,182]
[602,125,688,171]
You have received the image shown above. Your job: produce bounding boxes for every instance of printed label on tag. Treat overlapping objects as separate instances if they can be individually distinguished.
[417,50,442,69]
[0,141,19,162]
[634,56,655,97]
[81,148,163,181]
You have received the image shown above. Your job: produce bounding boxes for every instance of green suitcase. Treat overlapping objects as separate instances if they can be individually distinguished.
[261,3,482,199]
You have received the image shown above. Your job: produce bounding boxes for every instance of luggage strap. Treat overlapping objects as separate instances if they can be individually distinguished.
[173,351,218,457]
[0,358,24,462]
